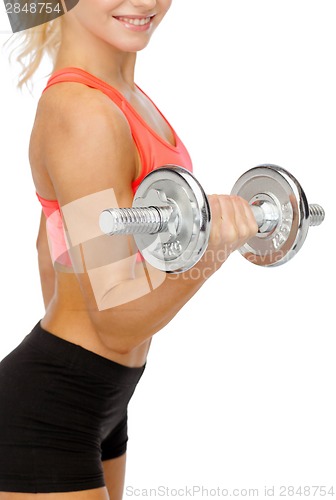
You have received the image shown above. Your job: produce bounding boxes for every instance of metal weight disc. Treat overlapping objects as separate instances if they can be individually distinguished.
[231,164,310,266]
[132,166,211,273]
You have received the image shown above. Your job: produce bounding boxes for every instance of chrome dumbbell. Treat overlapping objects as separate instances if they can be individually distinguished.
[99,165,325,273]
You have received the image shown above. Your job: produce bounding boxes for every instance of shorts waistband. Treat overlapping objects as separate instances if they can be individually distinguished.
[25,321,146,386]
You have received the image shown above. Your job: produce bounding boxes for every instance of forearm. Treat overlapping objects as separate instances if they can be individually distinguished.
[92,249,217,353]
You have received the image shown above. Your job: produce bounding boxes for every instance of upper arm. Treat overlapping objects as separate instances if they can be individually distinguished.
[41,85,136,206]
[40,85,142,312]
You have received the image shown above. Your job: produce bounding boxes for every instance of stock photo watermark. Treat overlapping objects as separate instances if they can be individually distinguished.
[3,0,79,32]
[125,484,336,498]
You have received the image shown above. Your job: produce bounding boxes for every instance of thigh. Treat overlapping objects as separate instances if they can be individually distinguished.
[103,454,127,500]
[0,488,110,499]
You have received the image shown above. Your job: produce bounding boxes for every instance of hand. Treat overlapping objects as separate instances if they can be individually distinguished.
[206,194,258,270]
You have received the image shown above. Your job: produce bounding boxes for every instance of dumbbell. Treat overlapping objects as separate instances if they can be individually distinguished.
[99,165,325,273]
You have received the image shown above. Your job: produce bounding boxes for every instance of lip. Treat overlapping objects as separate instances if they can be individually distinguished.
[113,15,155,32]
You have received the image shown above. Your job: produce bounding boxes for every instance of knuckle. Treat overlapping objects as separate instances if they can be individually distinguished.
[208,194,221,215]
[209,224,222,247]
[238,222,250,240]
[251,219,259,235]
[231,195,246,207]
[240,197,250,208]
[223,223,239,244]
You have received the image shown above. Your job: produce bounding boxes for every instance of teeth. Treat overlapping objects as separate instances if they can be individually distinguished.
[118,17,151,26]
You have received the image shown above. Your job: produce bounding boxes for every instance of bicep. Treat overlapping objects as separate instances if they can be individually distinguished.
[42,88,136,206]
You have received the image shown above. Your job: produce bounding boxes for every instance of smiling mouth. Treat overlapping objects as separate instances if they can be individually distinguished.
[113,15,155,29]
[117,16,152,26]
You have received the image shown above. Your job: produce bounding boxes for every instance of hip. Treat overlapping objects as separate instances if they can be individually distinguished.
[0,321,146,492]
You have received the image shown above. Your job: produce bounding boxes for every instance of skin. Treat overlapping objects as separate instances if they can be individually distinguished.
[1,1,258,498]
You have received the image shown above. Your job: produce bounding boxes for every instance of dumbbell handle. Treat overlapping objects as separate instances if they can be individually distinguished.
[100,200,325,236]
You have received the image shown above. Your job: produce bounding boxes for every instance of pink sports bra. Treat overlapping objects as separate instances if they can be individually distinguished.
[36,67,193,267]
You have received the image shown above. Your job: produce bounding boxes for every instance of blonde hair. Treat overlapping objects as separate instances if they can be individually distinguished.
[5,18,62,91]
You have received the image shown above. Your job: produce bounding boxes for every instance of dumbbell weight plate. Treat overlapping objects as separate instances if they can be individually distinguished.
[231,164,310,266]
[133,166,211,273]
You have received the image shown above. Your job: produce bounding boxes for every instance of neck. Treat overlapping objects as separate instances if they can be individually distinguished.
[53,22,137,91]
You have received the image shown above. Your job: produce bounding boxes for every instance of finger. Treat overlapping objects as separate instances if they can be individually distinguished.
[217,195,239,244]
[207,195,225,246]
[229,195,252,242]
[234,196,259,238]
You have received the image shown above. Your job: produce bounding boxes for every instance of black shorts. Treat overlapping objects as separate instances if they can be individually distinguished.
[0,321,145,493]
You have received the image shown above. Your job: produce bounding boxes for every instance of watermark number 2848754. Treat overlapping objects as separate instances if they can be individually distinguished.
[4,0,79,32]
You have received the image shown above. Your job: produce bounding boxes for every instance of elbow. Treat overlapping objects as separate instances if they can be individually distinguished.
[113,342,135,356]
[96,321,150,356]
[99,338,135,356]
[97,329,139,356]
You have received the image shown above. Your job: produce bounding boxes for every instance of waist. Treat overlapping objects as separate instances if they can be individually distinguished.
[43,296,152,368]
[43,265,152,367]
[24,321,146,385]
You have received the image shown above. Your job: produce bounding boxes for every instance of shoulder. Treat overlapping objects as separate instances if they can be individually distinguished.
[37,82,131,139]
[34,83,136,205]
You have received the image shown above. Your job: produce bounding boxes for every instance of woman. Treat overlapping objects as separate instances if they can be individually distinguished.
[0,1,258,498]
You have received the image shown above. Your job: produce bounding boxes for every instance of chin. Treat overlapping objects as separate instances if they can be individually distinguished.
[106,36,152,53]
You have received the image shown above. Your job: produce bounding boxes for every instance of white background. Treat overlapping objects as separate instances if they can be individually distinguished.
[0,0,335,497]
